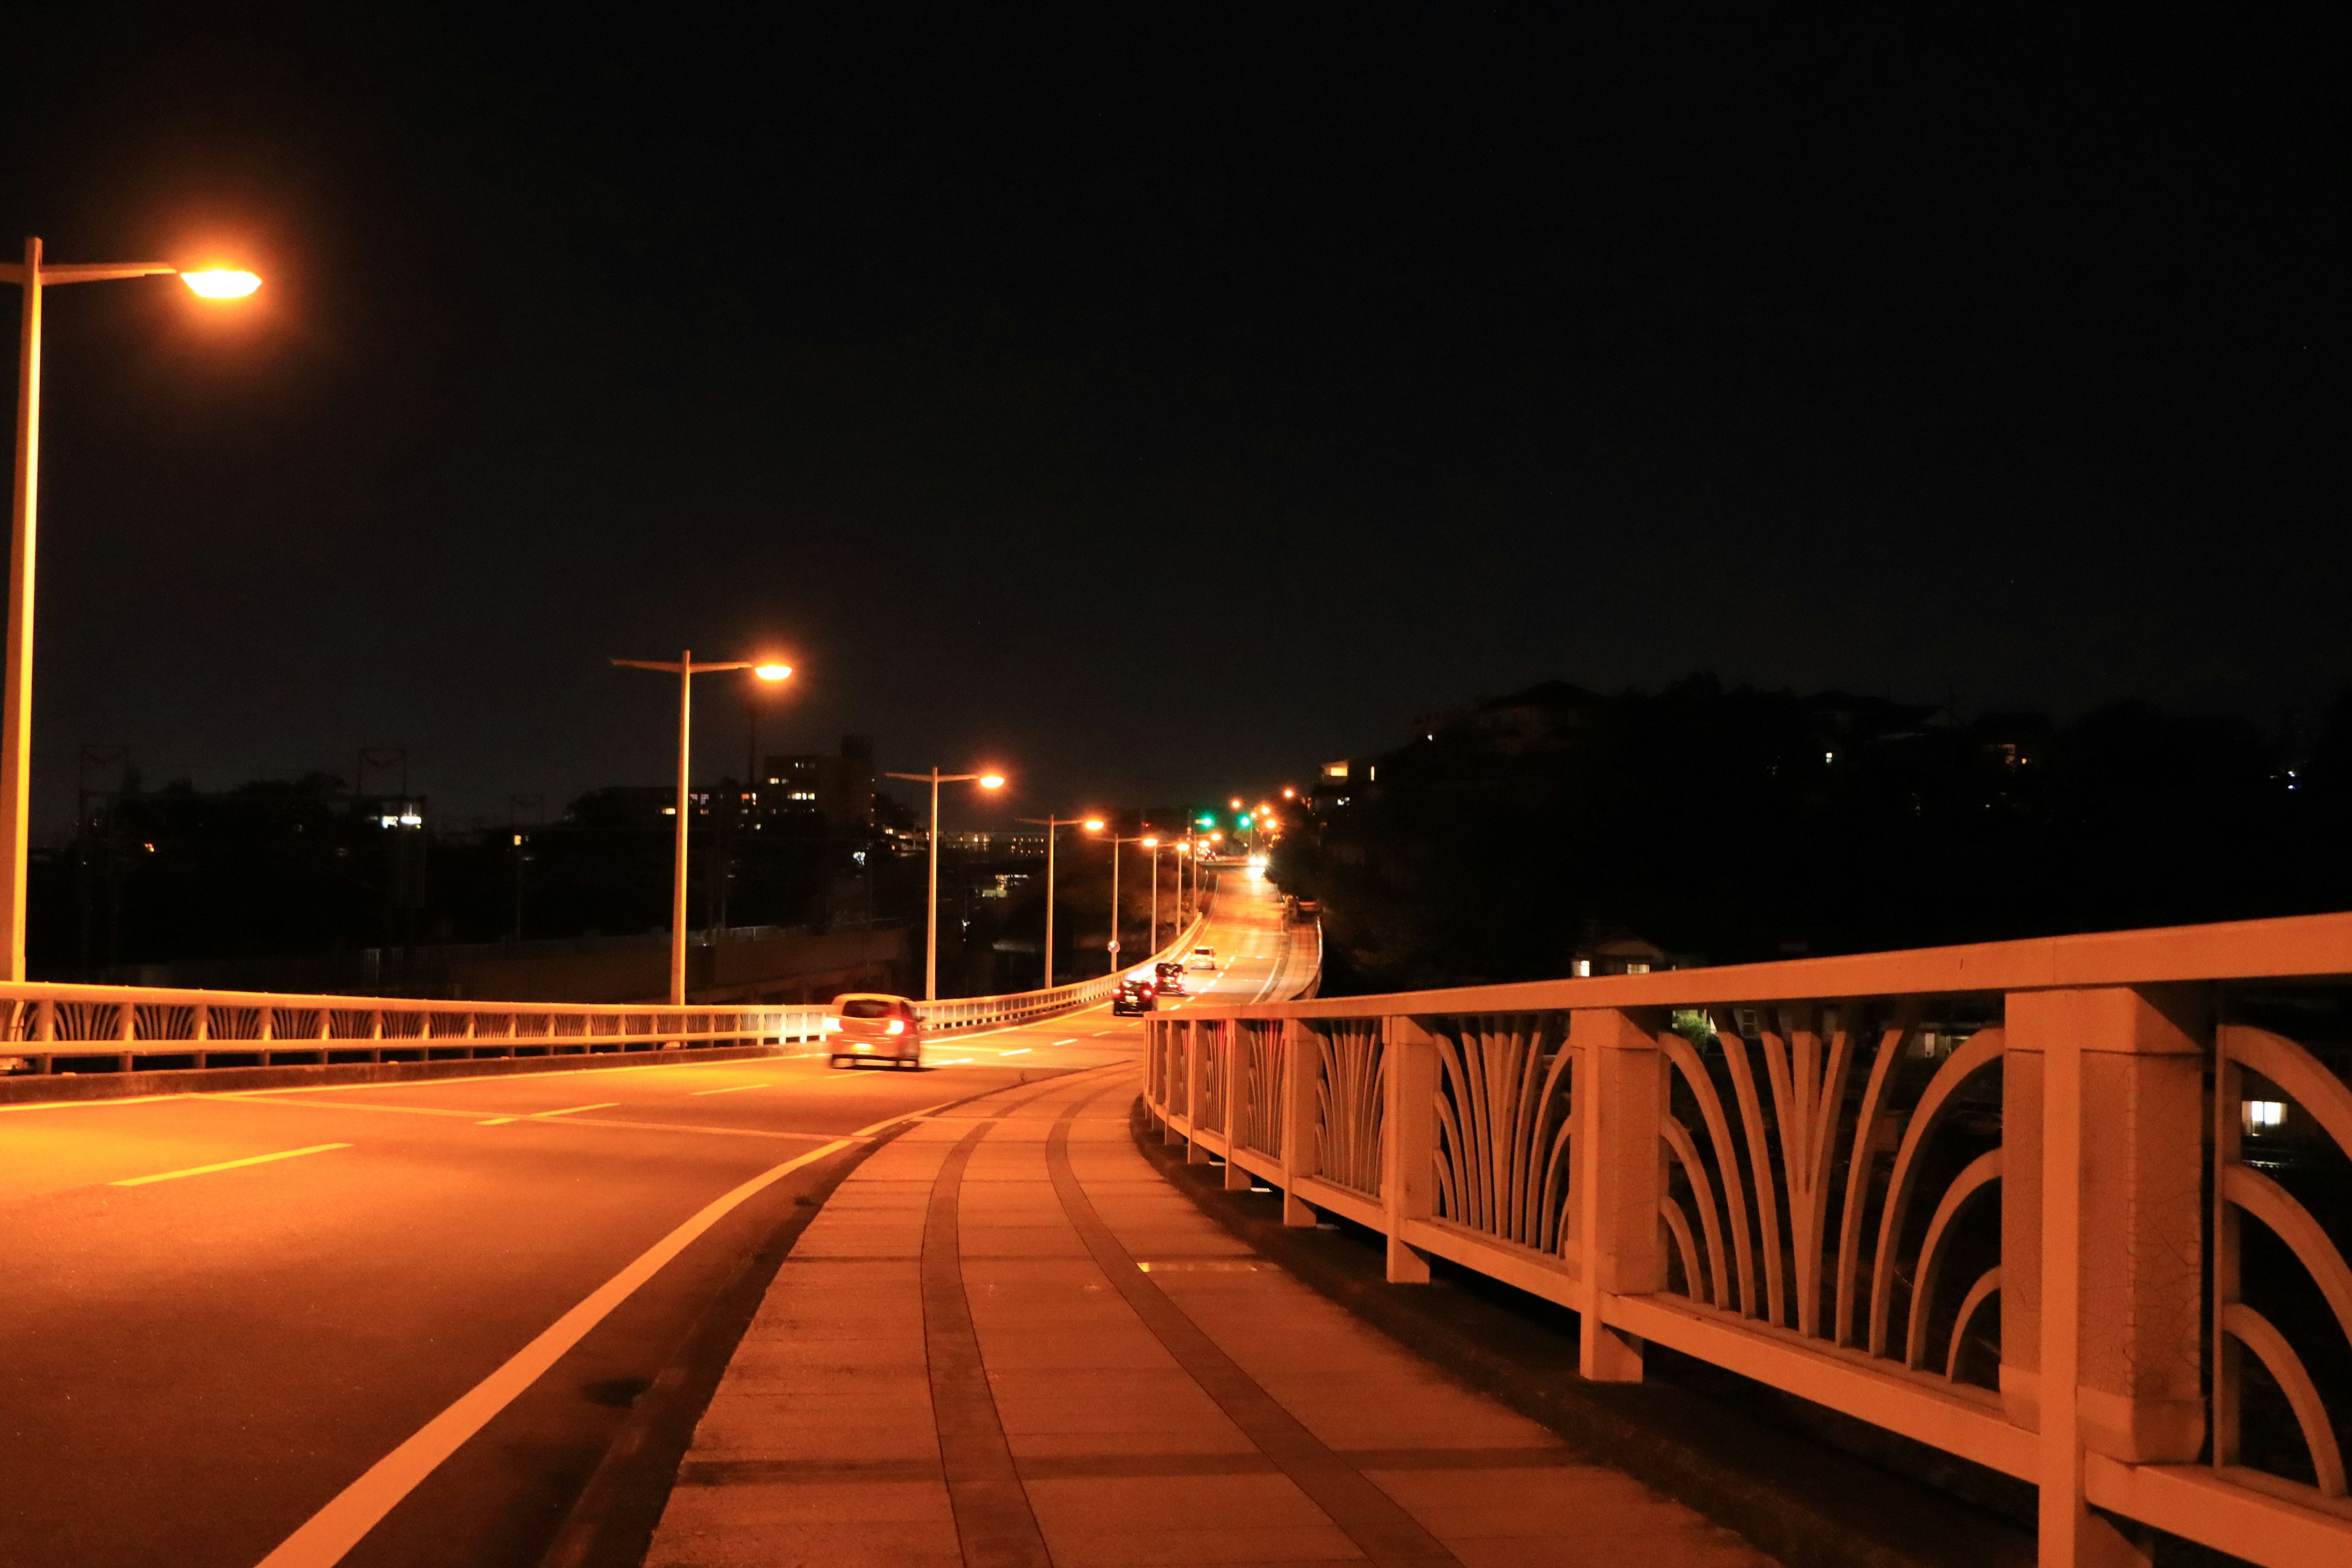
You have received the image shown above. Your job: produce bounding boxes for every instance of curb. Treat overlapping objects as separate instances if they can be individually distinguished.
[1129,1098,2034,1568]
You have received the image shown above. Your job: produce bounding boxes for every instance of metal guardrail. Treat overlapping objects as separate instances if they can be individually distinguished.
[0,910,1210,1079]
[1145,909,2352,1568]
[914,911,1208,1035]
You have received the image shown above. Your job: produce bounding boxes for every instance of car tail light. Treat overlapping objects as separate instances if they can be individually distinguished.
[886,1020,905,1035]
[823,1017,842,1033]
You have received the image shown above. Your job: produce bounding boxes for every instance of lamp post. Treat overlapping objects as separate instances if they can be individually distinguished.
[1103,832,1157,975]
[1016,812,1103,989]
[612,653,793,1005]
[884,766,1007,1000]
[0,243,260,980]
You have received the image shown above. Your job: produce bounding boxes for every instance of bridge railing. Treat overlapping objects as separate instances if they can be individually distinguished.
[0,987,828,1076]
[916,910,1208,1035]
[1146,910,2352,1568]
[0,906,1212,1081]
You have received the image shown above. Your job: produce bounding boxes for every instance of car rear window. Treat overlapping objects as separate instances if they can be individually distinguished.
[840,998,897,1019]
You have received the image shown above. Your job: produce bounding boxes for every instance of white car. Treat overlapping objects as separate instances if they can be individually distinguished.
[1187,946,1216,971]
[824,993,924,1069]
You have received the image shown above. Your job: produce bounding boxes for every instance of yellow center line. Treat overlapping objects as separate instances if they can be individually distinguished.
[111,1142,352,1188]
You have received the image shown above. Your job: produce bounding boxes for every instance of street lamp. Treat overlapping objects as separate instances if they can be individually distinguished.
[612,652,792,1005]
[1016,812,1103,989]
[884,766,1007,1000]
[1103,831,1156,976]
[0,240,260,979]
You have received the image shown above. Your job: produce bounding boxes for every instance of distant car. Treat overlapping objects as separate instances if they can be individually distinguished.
[1187,945,1216,971]
[1112,978,1158,1016]
[1153,960,1186,995]
[824,993,924,1068]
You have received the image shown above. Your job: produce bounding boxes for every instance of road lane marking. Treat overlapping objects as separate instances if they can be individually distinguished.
[475,1101,617,1126]
[848,1099,961,1138]
[1050,1038,1077,1046]
[689,1082,772,1096]
[998,1048,1031,1057]
[249,1135,859,1568]
[111,1142,352,1187]
[0,1093,190,1114]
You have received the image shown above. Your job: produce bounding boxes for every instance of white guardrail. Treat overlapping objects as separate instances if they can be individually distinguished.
[0,911,1209,1080]
[1145,909,2352,1568]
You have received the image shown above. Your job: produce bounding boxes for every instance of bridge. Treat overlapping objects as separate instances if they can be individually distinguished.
[2,872,2347,1568]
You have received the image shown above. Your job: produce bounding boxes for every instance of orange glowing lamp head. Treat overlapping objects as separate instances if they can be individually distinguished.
[179,269,261,299]
[1082,817,1106,832]
[752,662,793,682]
[978,774,1006,790]
[1141,837,1158,849]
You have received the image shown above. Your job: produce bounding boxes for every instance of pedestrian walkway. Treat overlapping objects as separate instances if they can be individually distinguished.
[644,1067,1776,1567]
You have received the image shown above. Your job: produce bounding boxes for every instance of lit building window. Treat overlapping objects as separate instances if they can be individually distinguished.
[2245,1100,2286,1134]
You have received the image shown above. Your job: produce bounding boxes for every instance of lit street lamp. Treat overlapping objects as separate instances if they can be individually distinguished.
[612,653,793,1005]
[0,241,260,979]
[1016,812,1103,989]
[884,766,1007,1000]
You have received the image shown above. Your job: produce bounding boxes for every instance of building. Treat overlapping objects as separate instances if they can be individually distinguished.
[761,733,876,830]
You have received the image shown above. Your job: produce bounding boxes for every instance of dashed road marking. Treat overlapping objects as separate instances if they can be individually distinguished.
[111,1142,351,1187]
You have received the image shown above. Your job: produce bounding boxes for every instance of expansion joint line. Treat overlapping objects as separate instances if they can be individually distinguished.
[1044,1087,1462,1566]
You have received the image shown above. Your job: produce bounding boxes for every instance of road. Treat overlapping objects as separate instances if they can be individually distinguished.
[0,870,1298,1567]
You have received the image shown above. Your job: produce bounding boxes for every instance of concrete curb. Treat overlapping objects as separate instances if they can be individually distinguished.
[0,1042,813,1105]
[1129,1097,2035,1568]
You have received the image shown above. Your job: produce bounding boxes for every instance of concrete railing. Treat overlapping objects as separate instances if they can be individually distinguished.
[0,906,1210,1082]
[1145,910,2352,1568]
[916,910,1208,1035]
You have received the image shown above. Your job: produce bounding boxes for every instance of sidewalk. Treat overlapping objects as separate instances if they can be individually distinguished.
[644,1067,1775,1567]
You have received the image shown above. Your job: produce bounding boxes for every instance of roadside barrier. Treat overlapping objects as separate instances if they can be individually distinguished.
[1146,909,2352,1568]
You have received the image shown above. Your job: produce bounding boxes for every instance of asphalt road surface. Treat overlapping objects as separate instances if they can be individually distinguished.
[0,872,1298,1567]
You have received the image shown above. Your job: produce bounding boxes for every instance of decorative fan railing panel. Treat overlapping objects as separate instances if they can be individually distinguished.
[1235,1020,1286,1156]
[1308,1019,1385,1195]
[1427,1011,1576,1257]
[1656,1000,2007,1393]
[1139,911,2352,1568]
[1196,1020,1230,1134]
[2214,1003,2352,1506]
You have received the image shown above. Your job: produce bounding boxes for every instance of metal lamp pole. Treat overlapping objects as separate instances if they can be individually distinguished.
[1017,813,1103,989]
[886,766,1007,1000]
[1104,833,1157,975]
[0,243,260,980]
[613,654,793,1005]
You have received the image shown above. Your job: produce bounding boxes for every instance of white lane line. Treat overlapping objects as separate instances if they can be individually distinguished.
[688,1083,772,1096]
[249,1136,857,1568]
[475,1101,618,1128]
[1050,1038,1077,1046]
[112,1142,352,1188]
[998,1048,1031,1057]
[0,1093,190,1114]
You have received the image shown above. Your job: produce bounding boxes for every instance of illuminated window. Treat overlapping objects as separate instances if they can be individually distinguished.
[2244,1100,2286,1133]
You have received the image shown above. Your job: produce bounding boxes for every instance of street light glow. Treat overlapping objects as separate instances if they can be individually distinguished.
[978,774,1006,790]
[1083,818,1106,831]
[1141,837,1158,848]
[752,662,793,682]
[1229,797,1243,809]
[179,269,261,299]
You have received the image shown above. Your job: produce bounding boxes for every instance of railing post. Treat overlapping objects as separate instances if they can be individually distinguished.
[1280,1019,1317,1227]
[2010,986,2204,1568]
[1572,1006,1662,1382]
[1223,1024,1250,1191]
[1164,1021,1188,1147]
[1383,1016,1435,1284]
[1187,1023,1216,1165]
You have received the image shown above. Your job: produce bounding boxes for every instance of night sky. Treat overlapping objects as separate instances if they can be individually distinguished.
[1,9,2342,837]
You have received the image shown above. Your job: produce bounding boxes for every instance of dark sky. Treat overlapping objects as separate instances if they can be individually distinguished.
[1,7,2343,836]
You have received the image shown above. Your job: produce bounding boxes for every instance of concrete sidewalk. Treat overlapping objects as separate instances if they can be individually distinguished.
[644,1068,1775,1567]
